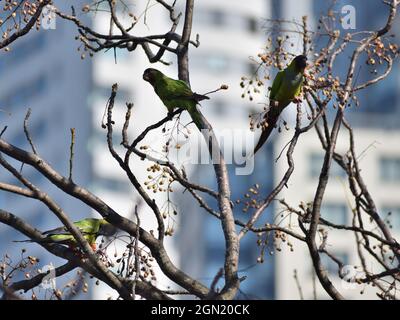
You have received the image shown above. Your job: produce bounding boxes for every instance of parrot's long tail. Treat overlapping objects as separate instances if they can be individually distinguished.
[253,101,291,155]
[253,114,280,154]
[193,93,210,102]
[188,107,206,131]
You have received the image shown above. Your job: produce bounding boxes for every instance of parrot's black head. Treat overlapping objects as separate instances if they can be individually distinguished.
[143,68,160,85]
[98,221,118,237]
[293,55,307,71]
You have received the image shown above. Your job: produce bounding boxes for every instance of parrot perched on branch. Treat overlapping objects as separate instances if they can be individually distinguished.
[142,68,209,130]
[14,218,116,251]
[254,54,307,154]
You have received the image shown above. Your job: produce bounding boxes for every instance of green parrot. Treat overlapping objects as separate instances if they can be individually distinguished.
[142,68,209,130]
[254,55,307,154]
[15,218,116,251]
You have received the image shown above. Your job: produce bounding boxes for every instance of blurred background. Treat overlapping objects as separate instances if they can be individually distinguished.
[0,0,399,299]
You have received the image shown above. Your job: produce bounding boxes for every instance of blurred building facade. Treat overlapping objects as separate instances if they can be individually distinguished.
[0,0,93,296]
[273,0,400,299]
[90,0,275,299]
[0,0,399,300]
[274,129,400,299]
[176,0,275,299]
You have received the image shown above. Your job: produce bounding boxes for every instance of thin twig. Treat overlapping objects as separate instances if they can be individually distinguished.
[23,109,38,155]
[293,269,304,300]
[131,205,141,299]
[68,128,75,181]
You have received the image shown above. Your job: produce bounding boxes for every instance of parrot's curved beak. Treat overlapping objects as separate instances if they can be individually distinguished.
[143,72,150,82]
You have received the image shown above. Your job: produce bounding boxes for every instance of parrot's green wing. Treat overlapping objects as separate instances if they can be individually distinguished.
[254,69,301,154]
[43,218,101,237]
[14,218,109,248]
[155,78,196,113]
[164,79,194,99]
[145,69,209,130]
[293,80,303,97]
[254,55,306,155]
[269,70,284,101]
[42,218,102,245]
[73,218,102,234]
[158,78,207,129]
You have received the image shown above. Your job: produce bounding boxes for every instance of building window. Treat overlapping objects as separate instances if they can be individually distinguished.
[30,117,48,141]
[210,9,224,26]
[380,157,400,182]
[195,9,225,27]
[0,33,46,70]
[382,206,400,231]
[94,86,131,100]
[194,9,259,34]
[9,116,48,148]
[309,153,323,178]
[206,55,229,72]
[93,176,131,194]
[0,74,47,110]
[192,53,230,73]
[103,47,129,61]
[212,100,226,116]
[92,85,132,106]
[321,203,347,225]
[247,17,258,33]
[10,131,28,149]
[309,153,345,179]
[0,191,6,207]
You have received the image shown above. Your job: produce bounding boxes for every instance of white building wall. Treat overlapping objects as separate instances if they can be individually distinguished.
[0,0,93,298]
[90,0,268,298]
[274,128,400,299]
